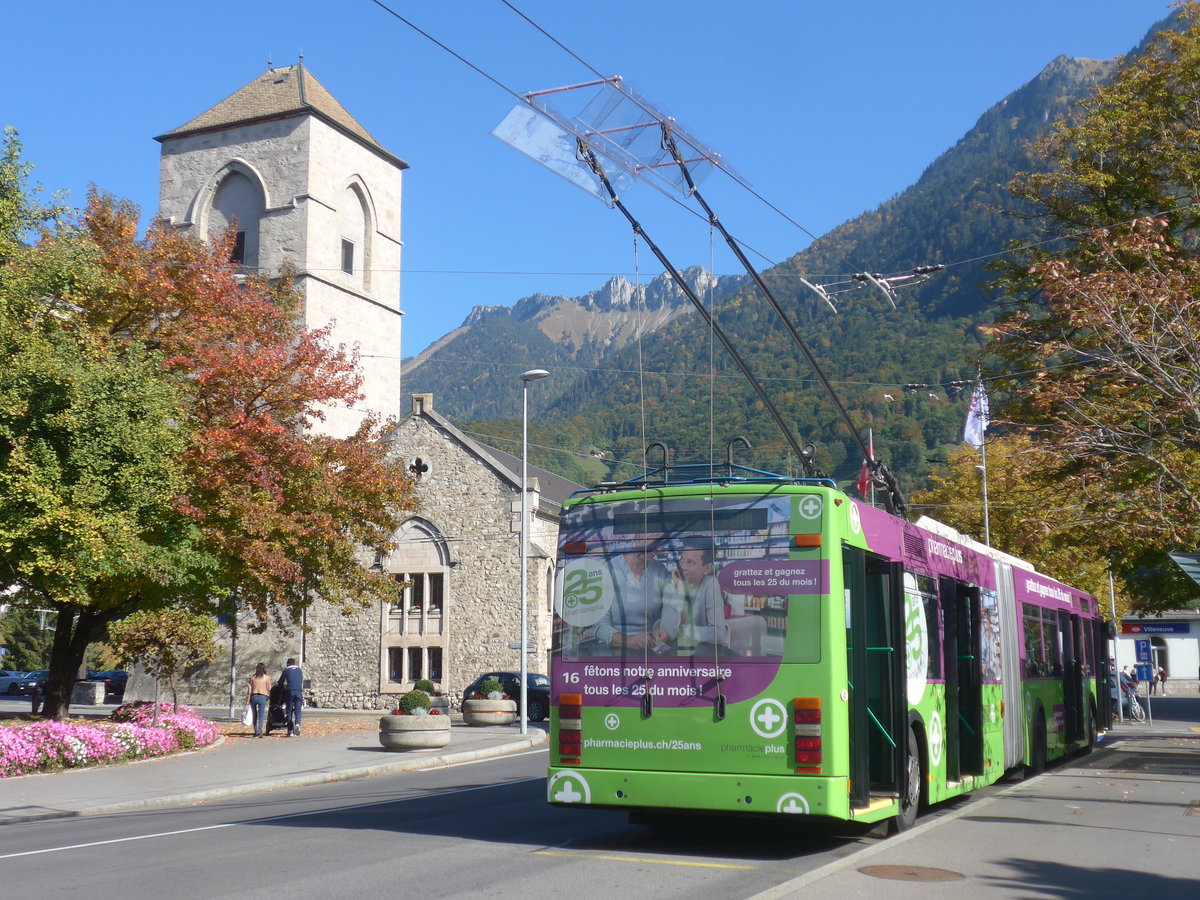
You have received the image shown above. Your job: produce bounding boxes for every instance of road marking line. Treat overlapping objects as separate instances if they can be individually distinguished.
[0,776,547,859]
[536,849,757,870]
[0,823,238,859]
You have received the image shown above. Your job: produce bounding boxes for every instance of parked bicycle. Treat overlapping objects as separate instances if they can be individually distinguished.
[1114,686,1146,722]
[1126,689,1146,722]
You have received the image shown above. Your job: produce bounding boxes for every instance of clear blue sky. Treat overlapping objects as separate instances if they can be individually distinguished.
[5,1,1170,357]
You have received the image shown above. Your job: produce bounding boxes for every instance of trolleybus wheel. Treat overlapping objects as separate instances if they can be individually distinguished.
[891,729,922,834]
[1085,699,1099,751]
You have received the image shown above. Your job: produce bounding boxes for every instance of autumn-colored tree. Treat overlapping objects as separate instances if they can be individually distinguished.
[909,434,1135,618]
[2,134,416,719]
[75,192,416,620]
[986,5,1200,609]
[108,608,216,719]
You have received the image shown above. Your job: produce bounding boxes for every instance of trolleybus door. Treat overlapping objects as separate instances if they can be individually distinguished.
[941,578,984,779]
[1095,618,1113,731]
[1060,611,1085,743]
[844,547,905,808]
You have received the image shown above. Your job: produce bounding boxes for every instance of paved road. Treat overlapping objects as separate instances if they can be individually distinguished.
[0,750,867,899]
[2,697,1198,897]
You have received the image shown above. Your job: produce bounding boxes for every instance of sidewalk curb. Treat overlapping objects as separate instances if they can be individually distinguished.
[1,730,547,825]
[744,731,1187,899]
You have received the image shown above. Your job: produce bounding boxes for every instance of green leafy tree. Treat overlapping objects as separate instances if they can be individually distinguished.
[108,608,216,719]
[0,126,65,265]
[987,5,1200,608]
[0,606,55,671]
[1003,3,1199,237]
[1,132,198,718]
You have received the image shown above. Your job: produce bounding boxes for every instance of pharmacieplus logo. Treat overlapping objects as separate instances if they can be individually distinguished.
[557,558,613,626]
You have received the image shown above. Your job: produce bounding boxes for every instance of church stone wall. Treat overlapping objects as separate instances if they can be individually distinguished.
[303,593,389,709]
[384,409,523,695]
[298,403,561,709]
[380,406,558,698]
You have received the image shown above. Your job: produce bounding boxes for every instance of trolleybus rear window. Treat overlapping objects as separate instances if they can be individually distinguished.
[554,495,817,661]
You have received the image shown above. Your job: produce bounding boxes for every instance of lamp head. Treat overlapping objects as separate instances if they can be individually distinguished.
[521,368,549,382]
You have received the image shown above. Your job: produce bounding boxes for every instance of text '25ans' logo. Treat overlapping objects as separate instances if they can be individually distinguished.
[557,559,613,627]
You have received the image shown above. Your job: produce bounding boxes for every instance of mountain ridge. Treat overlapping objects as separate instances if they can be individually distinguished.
[401,13,1174,490]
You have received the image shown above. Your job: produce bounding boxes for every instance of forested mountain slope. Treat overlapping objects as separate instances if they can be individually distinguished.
[404,17,1168,491]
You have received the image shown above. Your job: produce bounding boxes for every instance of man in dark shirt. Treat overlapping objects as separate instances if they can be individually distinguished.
[279,658,304,737]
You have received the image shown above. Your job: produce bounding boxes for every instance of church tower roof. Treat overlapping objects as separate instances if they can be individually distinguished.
[155,63,408,169]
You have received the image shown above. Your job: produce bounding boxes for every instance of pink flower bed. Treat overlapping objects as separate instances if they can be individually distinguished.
[0,702,220,778]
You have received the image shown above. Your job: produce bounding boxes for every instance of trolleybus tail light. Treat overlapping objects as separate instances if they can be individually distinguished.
[563,541,588,555]
[559,692,583,764]
[793,534,822,548]
[793,697,822,773]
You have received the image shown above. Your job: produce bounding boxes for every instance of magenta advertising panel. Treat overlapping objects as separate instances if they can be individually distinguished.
[856,501,996,587]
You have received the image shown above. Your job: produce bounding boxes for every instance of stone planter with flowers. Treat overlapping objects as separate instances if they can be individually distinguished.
[414,679,450,717]
[378,689,451,750]
[460,677,517,726]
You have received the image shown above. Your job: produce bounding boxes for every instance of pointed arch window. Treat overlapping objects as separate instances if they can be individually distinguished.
[339,182,373,290]
[208,168,266,271]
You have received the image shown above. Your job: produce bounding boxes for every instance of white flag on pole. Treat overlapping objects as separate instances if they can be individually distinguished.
[963,381,989,449]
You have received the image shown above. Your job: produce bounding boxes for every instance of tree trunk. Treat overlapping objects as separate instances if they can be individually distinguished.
[41,605,96,720]
[40,604,126,720]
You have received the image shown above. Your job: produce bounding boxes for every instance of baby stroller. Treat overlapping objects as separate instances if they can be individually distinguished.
[264,683,290,735]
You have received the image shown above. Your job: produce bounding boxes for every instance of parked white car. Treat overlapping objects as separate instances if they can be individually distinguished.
[0,670,29,694]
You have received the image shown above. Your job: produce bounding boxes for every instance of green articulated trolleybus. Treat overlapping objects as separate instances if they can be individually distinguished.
[547,461,1109,831]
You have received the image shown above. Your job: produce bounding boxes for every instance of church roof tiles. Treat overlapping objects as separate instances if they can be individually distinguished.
[156,64,407,168]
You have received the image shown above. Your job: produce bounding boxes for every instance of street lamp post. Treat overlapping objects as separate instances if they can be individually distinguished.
[974,462,991,547]
[519,368,549,735]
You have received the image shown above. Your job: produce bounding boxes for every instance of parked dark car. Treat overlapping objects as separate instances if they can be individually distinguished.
[14,670,49,695]
[91,670,129,700]
[461,671,551,722]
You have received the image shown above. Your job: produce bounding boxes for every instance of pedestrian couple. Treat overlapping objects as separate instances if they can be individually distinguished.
[1150,665,1168,695]
[246,658,304,738]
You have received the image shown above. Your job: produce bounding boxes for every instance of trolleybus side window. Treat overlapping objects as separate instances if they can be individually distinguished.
[1023,603,1047,677]
[1022,603,1064,678]
[1050,615,1064,677]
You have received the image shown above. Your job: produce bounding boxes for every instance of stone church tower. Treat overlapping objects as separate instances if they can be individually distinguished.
[155,63,406,437]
